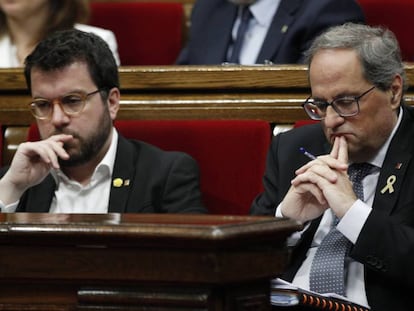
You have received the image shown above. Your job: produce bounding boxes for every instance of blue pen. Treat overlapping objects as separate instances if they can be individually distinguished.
[299,147,316,160]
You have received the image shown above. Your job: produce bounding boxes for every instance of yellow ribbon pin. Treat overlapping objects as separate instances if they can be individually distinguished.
[113,178,123,187]
[380,175,396,194]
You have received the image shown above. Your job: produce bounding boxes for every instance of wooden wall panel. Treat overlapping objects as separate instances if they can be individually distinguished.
[1,64,414,166]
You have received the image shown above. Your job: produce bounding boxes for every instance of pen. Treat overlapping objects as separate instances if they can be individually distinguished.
[299,147,316,160]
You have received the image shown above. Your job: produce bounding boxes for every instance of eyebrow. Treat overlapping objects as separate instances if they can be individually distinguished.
[311,91,362,101]
[33,90,87,99]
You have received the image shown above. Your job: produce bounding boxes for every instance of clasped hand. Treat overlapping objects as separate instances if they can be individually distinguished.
[281,136,357,222]
[0,134,72,205]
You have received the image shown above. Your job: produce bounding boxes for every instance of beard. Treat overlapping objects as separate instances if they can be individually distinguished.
[228,0,257,5]
[56,109,112,168]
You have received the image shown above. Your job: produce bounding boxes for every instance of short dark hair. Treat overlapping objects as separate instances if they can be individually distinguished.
[24,29,119,93]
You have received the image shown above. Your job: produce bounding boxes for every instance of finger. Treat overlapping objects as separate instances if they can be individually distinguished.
[313,155,348,171]
[43,144,62,169]
[47,134,74,142]
[29,142,57,166]
[330,136,340,159]
[294,162,340,183]
[43,141,70,169]
[51,141,70,159]
[291,182,327,205]
[292,170,335,189]
[296,139,347,175]
[21,140,68,169]
[295,159,317,174]
[337,136,349,165]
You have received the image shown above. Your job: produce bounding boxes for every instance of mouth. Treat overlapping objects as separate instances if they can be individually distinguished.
[62,135,78,151]
[329,132,351,143]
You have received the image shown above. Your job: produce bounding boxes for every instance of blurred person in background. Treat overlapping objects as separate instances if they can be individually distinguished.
[177,0,365,65]
[0,0,120,67]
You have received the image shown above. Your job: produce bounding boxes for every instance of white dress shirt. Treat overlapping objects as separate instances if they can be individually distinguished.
[0,24,120,68]
[1,129,118,214]
[228,0,281,65]
[277,108,403,307]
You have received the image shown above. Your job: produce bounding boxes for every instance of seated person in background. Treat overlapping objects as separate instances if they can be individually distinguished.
[0,29,206,214]
[251,23,414,310]
[0,0,120,67]
[176,0,365,65]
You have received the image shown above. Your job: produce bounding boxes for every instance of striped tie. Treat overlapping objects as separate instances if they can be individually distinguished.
[228,6,252,64]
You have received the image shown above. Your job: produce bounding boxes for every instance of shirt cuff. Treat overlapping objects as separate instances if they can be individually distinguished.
[337,199,372,244]
[0,199,19,213]
[275,203,284,218]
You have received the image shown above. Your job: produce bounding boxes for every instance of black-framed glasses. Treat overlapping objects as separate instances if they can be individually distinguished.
[302,86,376,120]
[29,89,102,120]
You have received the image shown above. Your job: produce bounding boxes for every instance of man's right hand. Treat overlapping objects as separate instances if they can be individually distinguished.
[0,134,72,205]
[280,136,349,223]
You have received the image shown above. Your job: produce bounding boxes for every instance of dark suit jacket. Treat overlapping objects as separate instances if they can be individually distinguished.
[251,105,414,310]
[2,135,206,214]
[176,0,365,65]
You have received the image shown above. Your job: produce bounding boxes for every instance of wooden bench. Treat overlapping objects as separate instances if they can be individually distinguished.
[1,64,414,166]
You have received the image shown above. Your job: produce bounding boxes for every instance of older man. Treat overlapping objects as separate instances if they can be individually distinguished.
[251,23,414,310]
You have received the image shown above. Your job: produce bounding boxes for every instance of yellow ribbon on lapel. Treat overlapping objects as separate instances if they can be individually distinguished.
[380,175,396,194]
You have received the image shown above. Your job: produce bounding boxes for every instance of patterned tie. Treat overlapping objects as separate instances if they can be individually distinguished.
[309,163,374,296]
[228,6,252,64]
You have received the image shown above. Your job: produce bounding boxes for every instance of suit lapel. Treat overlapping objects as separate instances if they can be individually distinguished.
[282,217,322,281]
[256,0,302,63]
[373,106,414,215]
[107,136,138,213]
[206,3,238,63]
[19,175,55,212]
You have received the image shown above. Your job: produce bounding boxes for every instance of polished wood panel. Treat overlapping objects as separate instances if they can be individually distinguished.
[0,213,301,310]
[2,64,414,167]
[3,65,414,125]
[0,65,309,126]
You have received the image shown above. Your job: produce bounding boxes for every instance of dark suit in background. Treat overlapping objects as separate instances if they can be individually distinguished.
[251,105,414,310]
[1,135,206,214]
[176,0,365,65]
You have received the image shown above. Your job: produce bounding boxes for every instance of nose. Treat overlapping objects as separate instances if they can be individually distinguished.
[50,101,70,126]
[323,106,345,129]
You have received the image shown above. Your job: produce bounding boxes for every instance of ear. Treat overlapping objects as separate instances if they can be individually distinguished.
[389,74,403,109]
[106,87,120,120]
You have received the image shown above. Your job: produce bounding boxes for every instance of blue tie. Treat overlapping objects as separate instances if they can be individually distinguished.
[228,6,252,64]
[309,163,374,296]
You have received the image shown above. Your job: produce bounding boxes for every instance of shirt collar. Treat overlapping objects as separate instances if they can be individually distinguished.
[249,0,281,27]
[369,106,403,169]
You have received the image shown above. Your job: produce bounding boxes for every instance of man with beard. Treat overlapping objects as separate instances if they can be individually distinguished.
[176,0,365,65]
[0,29,206,214]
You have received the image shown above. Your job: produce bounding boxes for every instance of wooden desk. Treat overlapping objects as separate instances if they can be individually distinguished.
[0,213,300,311]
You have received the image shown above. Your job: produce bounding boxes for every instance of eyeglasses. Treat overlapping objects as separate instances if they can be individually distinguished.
[29,89,102,120]
[302,86,376,120]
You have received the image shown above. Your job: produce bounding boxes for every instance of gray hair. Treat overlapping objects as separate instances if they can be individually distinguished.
[305,23,406,93]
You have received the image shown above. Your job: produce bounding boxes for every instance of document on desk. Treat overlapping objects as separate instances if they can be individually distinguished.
[271,278,370,310]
